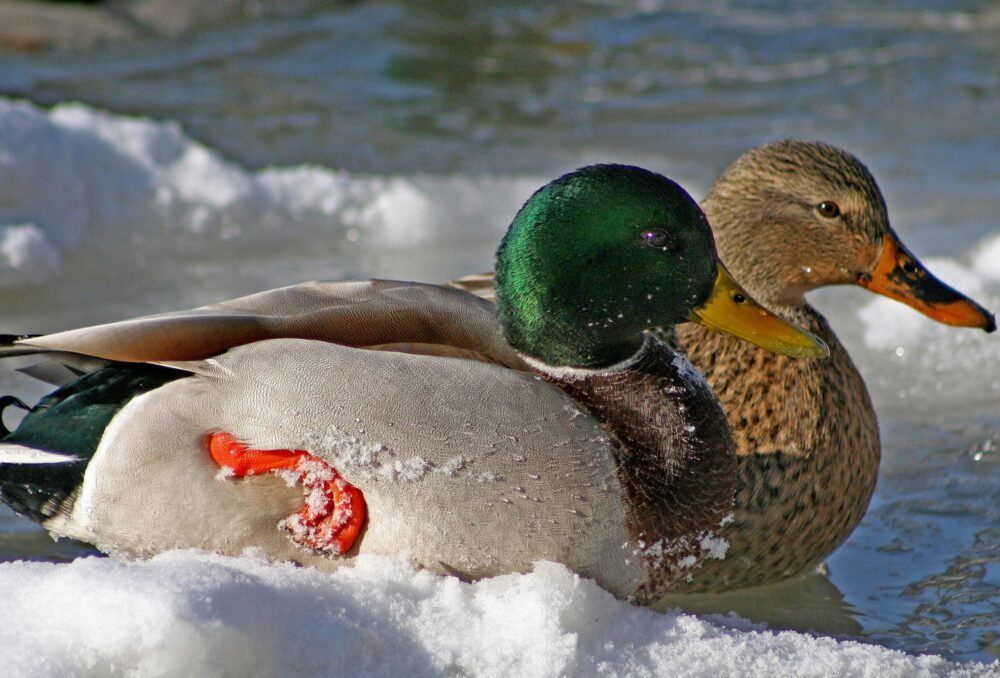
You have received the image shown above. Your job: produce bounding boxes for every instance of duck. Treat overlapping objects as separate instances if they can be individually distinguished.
[0,165,827,604]
[449,141,996,592]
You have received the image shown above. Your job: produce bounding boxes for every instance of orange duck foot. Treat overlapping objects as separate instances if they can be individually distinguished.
[208,432,366,555]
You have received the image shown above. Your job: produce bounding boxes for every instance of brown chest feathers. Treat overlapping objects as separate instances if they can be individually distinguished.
[672,305,880,591]
[536,340,738,601]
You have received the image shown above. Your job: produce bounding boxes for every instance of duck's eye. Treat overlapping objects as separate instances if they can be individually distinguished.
[731,292,747,304]
[817,201,841,218]
[642,228,671,249]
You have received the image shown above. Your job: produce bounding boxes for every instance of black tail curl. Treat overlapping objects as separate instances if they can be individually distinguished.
[0,395,31,437]
[0,334,39,345]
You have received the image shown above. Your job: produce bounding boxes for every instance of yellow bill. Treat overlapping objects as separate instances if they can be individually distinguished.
[690,264,830,359]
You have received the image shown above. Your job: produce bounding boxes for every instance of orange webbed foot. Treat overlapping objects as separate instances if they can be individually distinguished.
[208,432,366,555]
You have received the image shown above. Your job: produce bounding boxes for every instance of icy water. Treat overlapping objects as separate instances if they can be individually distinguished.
[0,0,998,665]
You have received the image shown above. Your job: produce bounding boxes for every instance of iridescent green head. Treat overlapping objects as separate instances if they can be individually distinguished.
[495,164,828,368]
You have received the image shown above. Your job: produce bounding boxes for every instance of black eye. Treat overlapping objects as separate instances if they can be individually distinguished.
[642,228,671,249]
[817,201,841,218]
[731,292,746,304]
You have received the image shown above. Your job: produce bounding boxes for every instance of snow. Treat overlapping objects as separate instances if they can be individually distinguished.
[971,234,1000,284]
[672,351,711,391]
[298,427,440,483]
[0,96,538,289]
[0,551,992,678]
[698,533,730,561]
[0,223,62,286]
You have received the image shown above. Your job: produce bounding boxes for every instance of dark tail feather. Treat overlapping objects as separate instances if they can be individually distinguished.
[0,363,186,522]
[0,395,30,436]
[0,334,39,344]
[0,334,46,358]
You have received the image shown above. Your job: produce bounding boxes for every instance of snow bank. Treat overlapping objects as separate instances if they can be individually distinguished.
[0,97,537,288]
[0,551,990,678]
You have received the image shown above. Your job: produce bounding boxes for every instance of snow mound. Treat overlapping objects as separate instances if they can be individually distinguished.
[0,551,991,678]
[0,223,62,286]
[0,97,537,289]
[970,231,1000,284]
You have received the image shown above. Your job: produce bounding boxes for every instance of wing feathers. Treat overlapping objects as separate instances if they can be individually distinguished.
[12,280,525,369]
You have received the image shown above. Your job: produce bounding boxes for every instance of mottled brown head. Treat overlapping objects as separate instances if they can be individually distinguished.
[702,140,994,331]
[702,140,887,305]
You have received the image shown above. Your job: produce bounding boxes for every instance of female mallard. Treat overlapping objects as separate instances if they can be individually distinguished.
[451,141,995,592]
[0,165,825,603]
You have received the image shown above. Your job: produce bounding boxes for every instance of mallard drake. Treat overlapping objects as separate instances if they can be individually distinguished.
[0,165,826,603]
[450,141,996,592]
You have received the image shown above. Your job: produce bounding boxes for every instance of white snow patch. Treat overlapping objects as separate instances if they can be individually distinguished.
[970,232,1000,284]
[0,551,989,678]
[0,96,538,289]
[677,555,698,569]
[213,465,235,480]
[309,428,389,471]
[699,533,730,560]
[301,427,440,483]
[636,527,731,580]
[437,455,467,477]
[380,456,431,483]
[672,351,711,391]
[0,223,62,287]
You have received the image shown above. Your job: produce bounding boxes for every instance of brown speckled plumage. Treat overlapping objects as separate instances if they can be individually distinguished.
[668,141,888,591]
[671,306,878,591]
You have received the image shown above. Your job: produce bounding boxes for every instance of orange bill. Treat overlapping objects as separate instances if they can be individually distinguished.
[857,230,996,332]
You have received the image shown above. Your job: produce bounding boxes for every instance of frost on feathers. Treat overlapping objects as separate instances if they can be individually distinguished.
[671,353,710,391]
[301,425,473,484]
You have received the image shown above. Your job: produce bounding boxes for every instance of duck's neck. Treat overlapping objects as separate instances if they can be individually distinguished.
[498,299,644,369]
[530,338,737,585]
